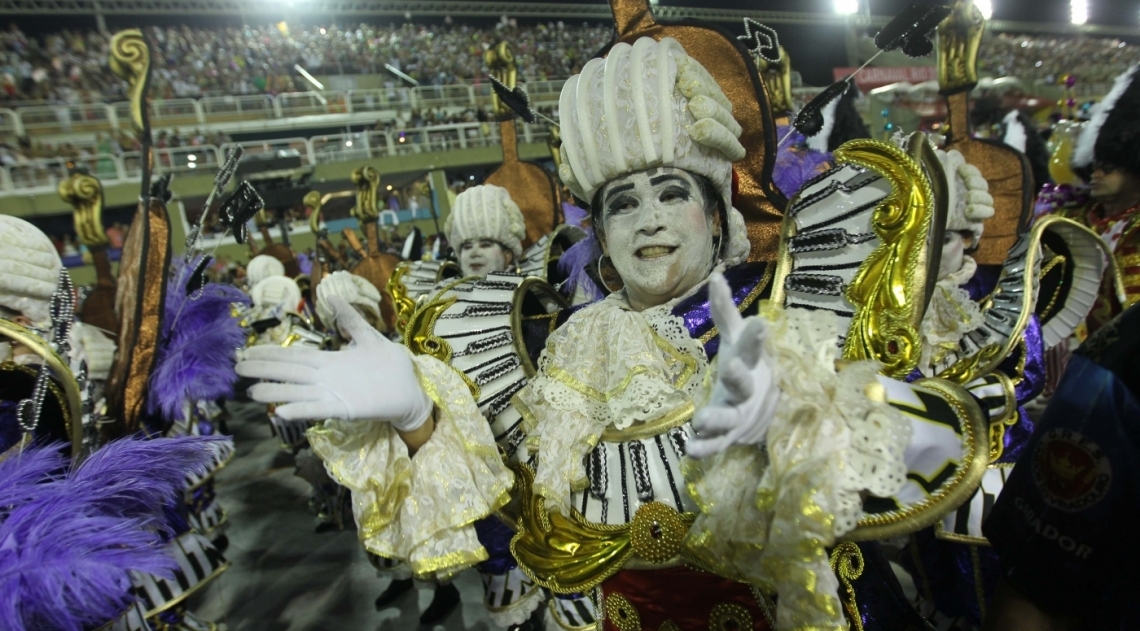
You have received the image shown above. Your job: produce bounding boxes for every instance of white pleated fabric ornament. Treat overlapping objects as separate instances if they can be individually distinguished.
[445,184,527,258]
[250,275,302,313]
[0,215,62,327]
[247,254,286,286]
[315,271,383,329]
[556,36,751,265]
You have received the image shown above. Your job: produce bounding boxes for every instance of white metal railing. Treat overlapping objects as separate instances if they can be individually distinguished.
[1,79,572,136]
[0,121,551,195]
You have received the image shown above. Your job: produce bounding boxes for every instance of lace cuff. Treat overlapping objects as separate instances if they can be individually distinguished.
[684,305,911,630]
[308,354,513,581]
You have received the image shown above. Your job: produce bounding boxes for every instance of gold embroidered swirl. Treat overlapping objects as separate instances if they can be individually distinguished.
[829,542,865,631]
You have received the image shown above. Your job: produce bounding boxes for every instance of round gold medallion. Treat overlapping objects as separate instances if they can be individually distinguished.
[629,502,686,564]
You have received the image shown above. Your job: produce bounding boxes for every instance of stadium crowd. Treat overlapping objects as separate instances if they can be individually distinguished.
[977,31,1140,90]
[0,20,611,103]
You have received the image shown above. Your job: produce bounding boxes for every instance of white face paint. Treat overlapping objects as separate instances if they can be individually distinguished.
[939,231,968,280]
[599,168,718,311]
[458,238,510,278]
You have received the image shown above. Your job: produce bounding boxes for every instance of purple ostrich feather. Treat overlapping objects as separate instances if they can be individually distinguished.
[148,255,251,421]
[558,230,603,302]
[0,437,221,631]
[773,125,833,200]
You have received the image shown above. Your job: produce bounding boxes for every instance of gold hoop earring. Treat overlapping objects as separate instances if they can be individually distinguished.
[596,255,622,294]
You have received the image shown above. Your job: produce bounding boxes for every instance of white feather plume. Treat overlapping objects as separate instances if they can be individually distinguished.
[805,96,841,153]
[1073,64,1139,169]
[1001,110,1027,153]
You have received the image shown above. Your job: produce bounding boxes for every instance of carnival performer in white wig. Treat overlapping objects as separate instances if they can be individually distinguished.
[446,183,527,278]
[239,37,986,630]
[246,253,287,287]
[919,148,996,373]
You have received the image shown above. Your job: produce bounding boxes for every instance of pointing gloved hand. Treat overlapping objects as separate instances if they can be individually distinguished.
[687,273,782,459]
[236,295,432,431]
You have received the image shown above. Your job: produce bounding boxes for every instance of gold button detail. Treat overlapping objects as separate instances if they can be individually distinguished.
[604,593,642,631]
[629,502,686,564]
[708,602,753,631]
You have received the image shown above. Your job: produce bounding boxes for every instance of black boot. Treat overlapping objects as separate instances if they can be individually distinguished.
[419,583,460,625]
[374,578,414,610]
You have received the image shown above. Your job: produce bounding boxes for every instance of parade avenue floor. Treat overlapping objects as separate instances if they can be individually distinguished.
[191,401,496,631]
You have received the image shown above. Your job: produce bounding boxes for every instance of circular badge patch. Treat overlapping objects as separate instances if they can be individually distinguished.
[1032,429,1112,512]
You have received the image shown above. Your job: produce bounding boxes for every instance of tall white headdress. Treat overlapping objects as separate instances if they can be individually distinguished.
[445,184,527,258]
[0,215,63,327]
[557,36,751,264]
[247,254,286,286]
[315,271,383,329]
[250,275,302,313]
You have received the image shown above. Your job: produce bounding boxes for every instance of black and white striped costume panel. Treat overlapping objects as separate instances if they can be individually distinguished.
[427,273,559,460]
[574,425,695,525]
[937,465,1011,543]
[129,532,229,617]
[779,163,893,346]
[516,225,587,281]
[187,498,227,536]
[547,592,599,630]
[270,414,311,450]
[481,566,544,626]
[184,437,234,492]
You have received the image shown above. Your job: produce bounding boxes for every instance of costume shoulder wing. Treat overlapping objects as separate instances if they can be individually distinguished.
[403,272,568,459]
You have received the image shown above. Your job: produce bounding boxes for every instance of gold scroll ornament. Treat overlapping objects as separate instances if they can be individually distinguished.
[608,0,787,260]
[109,29,150,140]
[836,139,935,378]
[59,171,119,334]
[483,39,563,246]
[755,46,794,121]
[938,0,1034,265]
[347,165,400,333]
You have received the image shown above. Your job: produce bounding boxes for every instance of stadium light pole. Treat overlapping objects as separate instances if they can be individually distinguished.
[1071,0,1088,25]
[974,0,994,19]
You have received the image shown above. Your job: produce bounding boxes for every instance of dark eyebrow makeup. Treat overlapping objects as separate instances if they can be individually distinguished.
[602,182,636,206]
[649,174,689,187]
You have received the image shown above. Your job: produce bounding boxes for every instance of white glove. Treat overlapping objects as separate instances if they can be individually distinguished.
[236,295,433,431]
[687,274,782,459]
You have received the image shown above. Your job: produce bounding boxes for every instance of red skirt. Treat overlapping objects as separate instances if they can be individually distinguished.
[600,566,772,631]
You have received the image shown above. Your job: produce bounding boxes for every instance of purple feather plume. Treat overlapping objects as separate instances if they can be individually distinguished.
[0,444,66,511]
[773,125,833,199]
[558,230,603,302]
[148,256,251,422]
[0,437,222,631]
[296,252,313,276]
[562,202,588,229]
